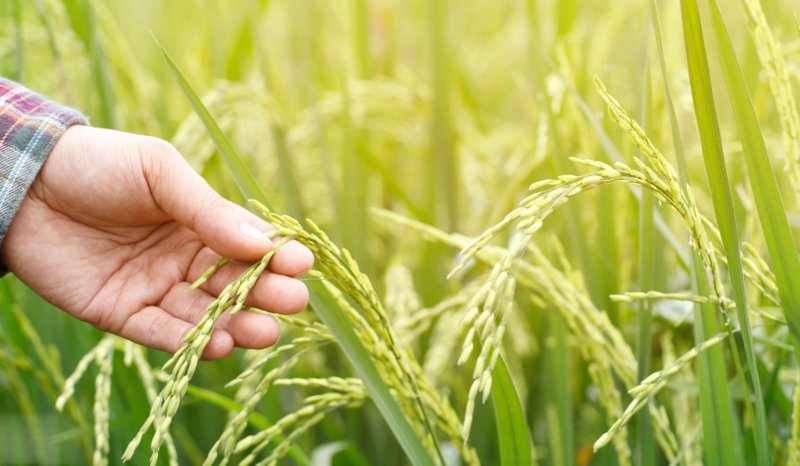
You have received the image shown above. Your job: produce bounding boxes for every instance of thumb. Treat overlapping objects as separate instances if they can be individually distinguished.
[145,140,274,261]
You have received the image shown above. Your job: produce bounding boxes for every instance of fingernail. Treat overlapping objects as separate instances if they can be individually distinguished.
[240,223,271,244]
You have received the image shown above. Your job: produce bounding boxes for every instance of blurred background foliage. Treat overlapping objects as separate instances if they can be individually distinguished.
[1,0,800,464]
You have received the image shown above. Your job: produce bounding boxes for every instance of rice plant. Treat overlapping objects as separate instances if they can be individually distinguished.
[4,0,800,465]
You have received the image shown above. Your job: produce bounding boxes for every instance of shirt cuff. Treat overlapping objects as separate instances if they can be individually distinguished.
[0,79,88,275]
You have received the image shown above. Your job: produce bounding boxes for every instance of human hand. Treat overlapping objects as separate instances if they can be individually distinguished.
[0,125,313,359]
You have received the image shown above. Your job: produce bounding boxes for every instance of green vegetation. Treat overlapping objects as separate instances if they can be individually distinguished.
[3,0,800,464]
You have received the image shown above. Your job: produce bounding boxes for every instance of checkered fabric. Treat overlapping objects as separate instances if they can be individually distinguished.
[0,78,87,246]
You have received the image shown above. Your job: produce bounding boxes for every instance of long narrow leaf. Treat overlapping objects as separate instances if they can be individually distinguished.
[648,1,737,464]
[491,356,534,466]
[155,36,273,211]
[706,0,800,360]
[155,38,437,466]
[306,282,436,466]
[678,0,770,463]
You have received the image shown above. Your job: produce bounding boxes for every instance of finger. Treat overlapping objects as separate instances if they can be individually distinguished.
[116,306,234,360]
[267,239,315,277]
[159,282,281,349]
[230,204,314,277]
[188,249,309,315]
[144,139,274,261]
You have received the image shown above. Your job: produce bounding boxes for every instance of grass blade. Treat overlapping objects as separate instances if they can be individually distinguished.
[706,0,800,361]
[678,0,770,463]
[155,36,272,212]
[491,356,534,466]
[648,1,737,464]
[156,37,437,466]
[306,282,436,466]
[634,58,656,466]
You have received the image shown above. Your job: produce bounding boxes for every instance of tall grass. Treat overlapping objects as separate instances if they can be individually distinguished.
[3,0,800,465]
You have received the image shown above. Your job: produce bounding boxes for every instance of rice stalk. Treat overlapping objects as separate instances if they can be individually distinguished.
[250,413,325,466]
[235,391,366,464]
[660,333,702,466]
[384,261,423,330]
[123,232,292,464]
[372,209,678,457]
[611,291,782,323]
[594,331,728,450]
[57,337,112,412]
[92,337,114,466]
[447,104,720,442]
[202,341,327,466]
[128,342,179,466]
[242,203,479,465]
[588,360,632,466]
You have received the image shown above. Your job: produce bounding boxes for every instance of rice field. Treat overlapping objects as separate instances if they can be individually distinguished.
[2,0,800,464]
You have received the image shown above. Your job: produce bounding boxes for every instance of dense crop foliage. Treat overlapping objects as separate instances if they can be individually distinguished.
[3,0,800,465]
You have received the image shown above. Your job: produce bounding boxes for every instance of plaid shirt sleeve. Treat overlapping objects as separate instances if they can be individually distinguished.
[0,78,87,247]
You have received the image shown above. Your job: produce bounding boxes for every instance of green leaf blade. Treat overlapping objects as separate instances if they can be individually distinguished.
[678,0,770,463]
[648,2,736,464]
[491,356,534,466]
[306,282,437,466]
[706,0,800,350]
[154,35,274,212]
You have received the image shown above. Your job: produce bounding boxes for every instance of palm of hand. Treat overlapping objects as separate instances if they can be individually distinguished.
[1,126,313,359]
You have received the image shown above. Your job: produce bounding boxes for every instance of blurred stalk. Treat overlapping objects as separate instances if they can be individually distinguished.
[557,0,576,37]
[552,314,574,466]
[86,0,116,128]
[341,0,369,269]
[428,0,457,232]
[634,58,655,466]
[0,364,46,464]
[418,0,455,306]
[596,169,620,324]
[250,1,308,222]
[527,2,597,303]
[11,0,22,83]
[33,0,74,105]
[527,5,580,464]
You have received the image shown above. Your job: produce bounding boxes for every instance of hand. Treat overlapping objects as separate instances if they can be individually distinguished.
[0,125,313,360]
